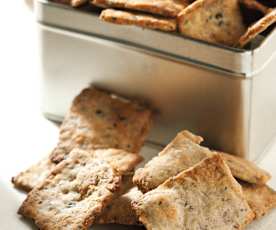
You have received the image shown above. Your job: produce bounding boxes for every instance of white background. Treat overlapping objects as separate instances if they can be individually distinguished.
[0,1,275,229]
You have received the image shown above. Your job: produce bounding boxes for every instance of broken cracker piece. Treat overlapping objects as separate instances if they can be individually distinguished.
[178,0,246,46]
[50,87,152,163]
[97,186,142,225]
[218,151,271,185]
[133,130,214,192]
[100,9,177,32]
[133,154,254,230]
[238,8,276,47]
[241,182,276,220]
[18,148,141,230]
[92,0,189,17]
[12,156,56,192]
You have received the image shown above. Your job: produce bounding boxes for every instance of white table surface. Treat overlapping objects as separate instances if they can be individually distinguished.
[0,1,275,229]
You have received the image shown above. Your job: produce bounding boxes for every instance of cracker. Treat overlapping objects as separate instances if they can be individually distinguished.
[97,186,142,225]
[218,151,271,185]
[100,9,177,32]
[133,130,214,192]
[12,156,56,192]
[18,148,142,230]
[12,88,150,192]
[50,87,152,163]
[241,182,276,220]
[178,0,246,46]
[52,0,87,7]
[133,155,254,230]
[92,0,189,17]
[238,8,276,47]
[239,0,270,14]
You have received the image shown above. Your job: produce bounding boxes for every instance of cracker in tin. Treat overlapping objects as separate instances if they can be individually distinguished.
[92,0,189,17]
[178,0,246,46]
[100,9,177,32]
[238,8,276,47]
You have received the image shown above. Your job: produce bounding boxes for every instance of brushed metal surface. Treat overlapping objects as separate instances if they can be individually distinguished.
[39,25,251,158]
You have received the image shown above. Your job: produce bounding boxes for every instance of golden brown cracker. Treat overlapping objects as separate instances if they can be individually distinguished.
[178,0,246,46]
[133,155,254,230]
[100,9,177,32]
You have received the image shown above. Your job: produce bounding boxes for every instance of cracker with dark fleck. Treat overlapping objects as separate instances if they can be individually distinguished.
[92,0,189,17]
[178,0,246,46]
[100,9,177,32]
[50,87,152,163]
[218,151,271,185]
[240,182,276,220]
[12,88,151,192]
[18,148,142,230]
[133,155,254,230]
[238,8,276,47]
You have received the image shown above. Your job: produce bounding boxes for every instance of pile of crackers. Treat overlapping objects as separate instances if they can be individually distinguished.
[13,87,276,229]
[52,0,276,47]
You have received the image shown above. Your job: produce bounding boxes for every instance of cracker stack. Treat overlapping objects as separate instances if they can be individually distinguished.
[13,87,276,229]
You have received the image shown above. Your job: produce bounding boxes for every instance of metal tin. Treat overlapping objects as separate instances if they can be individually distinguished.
[36,0,276,161]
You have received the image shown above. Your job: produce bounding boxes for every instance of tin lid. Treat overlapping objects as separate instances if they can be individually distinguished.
[35,0,276,77]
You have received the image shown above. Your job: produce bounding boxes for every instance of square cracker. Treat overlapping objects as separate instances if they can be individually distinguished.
[133,130,214,192]
[12,87,151,192]
[18,148,142,230]
[100,9,177,32]
[49,87,152,163]
[178,0,246,46]
[92,0,189,17]
[133,155,254,230]
[240,182,276,220]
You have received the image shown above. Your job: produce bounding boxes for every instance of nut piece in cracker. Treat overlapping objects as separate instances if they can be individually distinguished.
[100,9,177,32]
[18,148,142,230]
[133,130,214,193]
[218,151,271,185]
[92,0,189,17]
[178,0,246,46]
[97,186,142,225]
[50,87,152,163]
[240,182,276,220]
[238,8,276,47]
[12,157,56,192]
[133,155,254,230]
